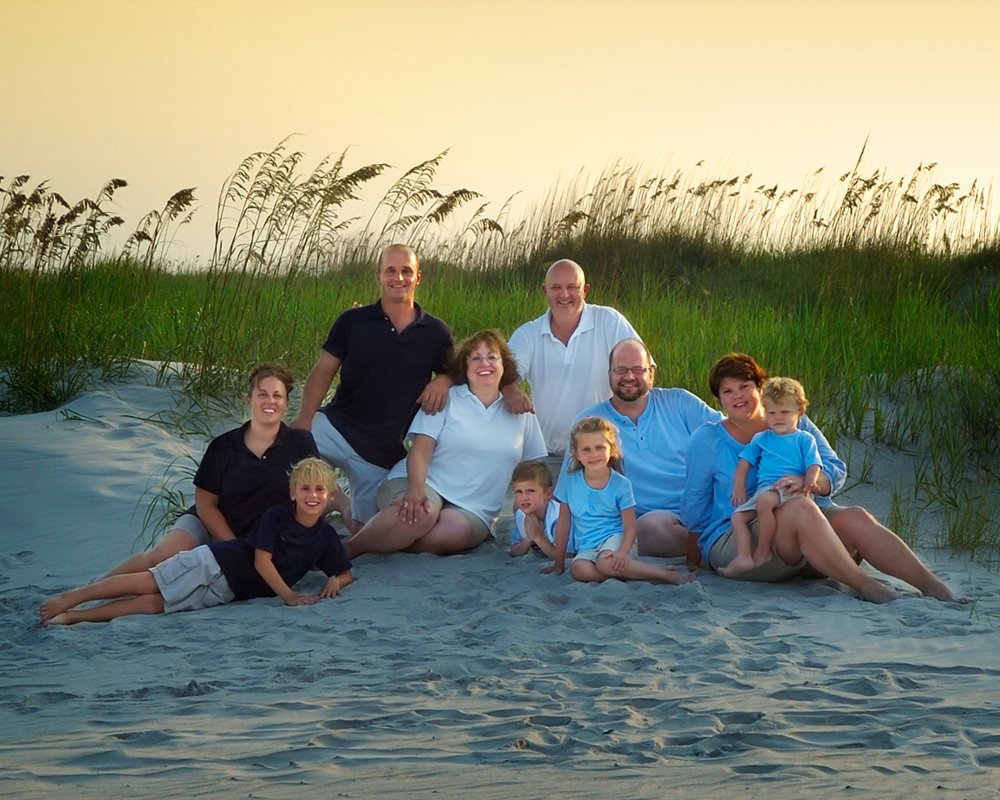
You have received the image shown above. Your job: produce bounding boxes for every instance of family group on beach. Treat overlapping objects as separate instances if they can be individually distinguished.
[40,244,966,626]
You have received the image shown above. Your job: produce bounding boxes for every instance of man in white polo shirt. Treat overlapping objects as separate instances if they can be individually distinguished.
[505,259,644,473]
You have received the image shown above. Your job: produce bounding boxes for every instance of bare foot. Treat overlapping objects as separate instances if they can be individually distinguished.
[921,577,969,604]
[859,579,897,604]
[40,594,74,626]
[669,568,697,585]
[718,554,755,577]
[752,550,773,568]
[45,612,73,626]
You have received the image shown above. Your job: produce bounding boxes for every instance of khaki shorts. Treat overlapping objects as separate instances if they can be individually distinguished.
[376,477,491,541]
[708,516,806,582]
[149,546,236,613]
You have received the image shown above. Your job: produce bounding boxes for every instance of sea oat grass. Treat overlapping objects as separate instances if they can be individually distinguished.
[2,144,998,557]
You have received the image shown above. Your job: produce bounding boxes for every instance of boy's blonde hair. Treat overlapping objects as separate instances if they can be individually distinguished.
[511,460,553,489]
[761,376,809,414]
[289,457,337,491]
[568,416,624,474]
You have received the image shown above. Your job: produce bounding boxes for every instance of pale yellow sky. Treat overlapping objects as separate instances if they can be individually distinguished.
[3,0,998,260]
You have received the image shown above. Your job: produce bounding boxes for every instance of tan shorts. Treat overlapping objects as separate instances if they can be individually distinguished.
[707,516,807,582]
[376,477,491,541]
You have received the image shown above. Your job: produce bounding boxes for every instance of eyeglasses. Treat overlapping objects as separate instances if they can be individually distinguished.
[470,354,501,364]
[611,366,652,376]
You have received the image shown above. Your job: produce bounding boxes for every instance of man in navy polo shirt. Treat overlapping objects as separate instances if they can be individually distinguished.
[291,244,453,533]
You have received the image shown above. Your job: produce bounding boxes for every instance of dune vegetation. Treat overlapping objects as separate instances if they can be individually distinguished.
[2,139,998,557]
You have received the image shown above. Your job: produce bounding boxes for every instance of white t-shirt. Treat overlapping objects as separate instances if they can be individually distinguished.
[386,385,547,528]
[508,303,641,455]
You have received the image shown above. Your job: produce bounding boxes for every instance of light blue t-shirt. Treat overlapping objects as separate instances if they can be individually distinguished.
[511,499,576,551]
[554,469,635,553]
[573,388,723,518]
[740,428,822,488]
[681,416,847,562]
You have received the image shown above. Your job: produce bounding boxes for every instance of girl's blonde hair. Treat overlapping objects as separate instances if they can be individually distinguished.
[567,416,624,474]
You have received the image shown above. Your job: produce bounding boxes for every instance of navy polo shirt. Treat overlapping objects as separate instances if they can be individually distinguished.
[211,505,352,600]
[188,423,319,538]
[320,301,452,468]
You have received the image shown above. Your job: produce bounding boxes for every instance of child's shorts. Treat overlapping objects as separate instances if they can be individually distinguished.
[573,534,626,564]
[733,484,796,514]
[149,546,236,614]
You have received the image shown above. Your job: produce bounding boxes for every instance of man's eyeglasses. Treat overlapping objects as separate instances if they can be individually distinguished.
[611,366,652,377]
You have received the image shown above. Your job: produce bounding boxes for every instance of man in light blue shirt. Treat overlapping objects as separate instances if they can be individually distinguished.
[572,339,722,557]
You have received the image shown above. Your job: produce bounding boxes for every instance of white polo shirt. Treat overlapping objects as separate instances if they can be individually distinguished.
[508,303,641,455]
[386,385,547,528]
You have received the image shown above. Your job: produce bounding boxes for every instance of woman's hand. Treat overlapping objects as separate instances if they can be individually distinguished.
[396,487,433,526]
[775,474,805,494]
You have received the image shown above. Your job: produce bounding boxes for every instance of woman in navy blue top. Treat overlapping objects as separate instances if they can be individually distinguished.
[100,363,319,578]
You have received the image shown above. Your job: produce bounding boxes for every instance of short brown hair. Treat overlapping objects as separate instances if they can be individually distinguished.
[449,329,519,388]
[247,362,294,397]
[511,460,553,488]
[708,353,768,399]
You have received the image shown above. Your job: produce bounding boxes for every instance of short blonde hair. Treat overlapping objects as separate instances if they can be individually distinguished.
[761,376,809,414]
[568,416,624,474]
[289,457,337,492]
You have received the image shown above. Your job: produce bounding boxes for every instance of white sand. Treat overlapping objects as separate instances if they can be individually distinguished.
[1,365,997,799]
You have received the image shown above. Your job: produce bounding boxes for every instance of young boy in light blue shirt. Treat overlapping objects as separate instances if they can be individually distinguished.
[507,460,571,557]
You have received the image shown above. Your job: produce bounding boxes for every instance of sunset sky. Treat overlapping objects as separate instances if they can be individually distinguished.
[3,0,998,261]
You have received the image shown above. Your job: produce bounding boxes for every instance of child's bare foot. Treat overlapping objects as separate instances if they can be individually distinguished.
[668,568,697,585]
[860,579,897,604]
[718,554,755,577]
[40,594,74,626]
[752,549,772,567]
[45,612,72,626]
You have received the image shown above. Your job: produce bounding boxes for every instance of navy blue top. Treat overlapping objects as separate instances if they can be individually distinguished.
[210,505,352,600]
[189,422,319,538]
[320,301,452,468]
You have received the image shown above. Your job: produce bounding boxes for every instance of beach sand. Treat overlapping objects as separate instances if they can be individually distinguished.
[1,365,997,799]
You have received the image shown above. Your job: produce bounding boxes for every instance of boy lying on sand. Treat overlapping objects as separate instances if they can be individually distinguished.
[41,457,353,625]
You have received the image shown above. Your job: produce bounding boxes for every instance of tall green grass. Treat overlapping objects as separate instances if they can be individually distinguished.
[2,141,998,559]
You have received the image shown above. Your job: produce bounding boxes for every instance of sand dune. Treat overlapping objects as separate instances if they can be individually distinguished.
[1,365,996,798]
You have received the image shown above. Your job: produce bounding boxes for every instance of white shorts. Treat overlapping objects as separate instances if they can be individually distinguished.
[311,412,387,524]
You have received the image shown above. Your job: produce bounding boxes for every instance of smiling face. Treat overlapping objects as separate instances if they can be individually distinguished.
[376,245,420,304]
[543,260,589,324]
[716,376,764,423]
[763,396,802,434]
[573,430,612,473]
[609,340,654,403]
[466,341,504,389]
[291,480,331,525]
[248,376,289,425]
